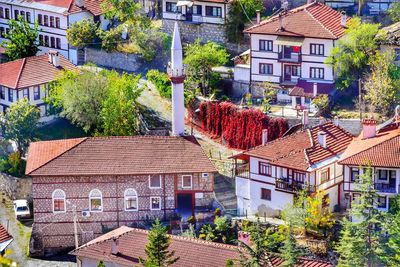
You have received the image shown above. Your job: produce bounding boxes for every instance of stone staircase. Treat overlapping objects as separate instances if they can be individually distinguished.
[214,174,237,210]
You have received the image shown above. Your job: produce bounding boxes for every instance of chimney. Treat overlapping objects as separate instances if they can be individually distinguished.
[111,238,119,255]
[48,50,60,67]
[341,11,347,28]
[319,116,325,125]
[334,116,339,126]
[256,10,261,24]
[75,0,84,8]
[278,13,284,31]
[317,131,327,148]
[362,119,377,139]
[262,129,268,145]
[307,0,314,3]
[302,110,309,128]
[313,83,318,97]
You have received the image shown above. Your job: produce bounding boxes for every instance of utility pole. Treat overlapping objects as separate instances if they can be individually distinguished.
[73,207,79,249]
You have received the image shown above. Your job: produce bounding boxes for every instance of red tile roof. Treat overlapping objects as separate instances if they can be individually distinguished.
[0,54,76,89]
[32,0,73,8]
[68,0,104,16]
[289,80,335,98]
[0,224,12,245]
[339,123,400,168]
[245,2,349,39]
[70,226,332,267]
[235,122,353,171]
[26,136,217,176]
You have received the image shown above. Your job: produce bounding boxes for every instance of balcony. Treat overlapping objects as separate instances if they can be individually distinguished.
[374,183,398,194]
[278,51,302,63]
[275,179,314,193]
[235,164,249,179]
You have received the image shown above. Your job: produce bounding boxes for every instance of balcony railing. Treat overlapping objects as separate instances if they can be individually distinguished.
[275,179,314,193]
[278,51,302,62]
[235,164,250,179]
[374,183,398,193]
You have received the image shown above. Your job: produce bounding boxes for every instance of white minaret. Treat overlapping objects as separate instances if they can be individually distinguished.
[169,22,185,136]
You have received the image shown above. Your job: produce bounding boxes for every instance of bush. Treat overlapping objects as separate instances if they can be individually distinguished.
[187,216,196,224]
[146,70,172,98]
[0,152,26,177]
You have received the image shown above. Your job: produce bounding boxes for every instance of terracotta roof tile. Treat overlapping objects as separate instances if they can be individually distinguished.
[70,226,332,267]
[339,124,400,168]
[245,2,349,39]
[238,122,353,171]
[0,54,76,89]
[68,0,105,16]
[26,136,217,176]
[0,223,12,244]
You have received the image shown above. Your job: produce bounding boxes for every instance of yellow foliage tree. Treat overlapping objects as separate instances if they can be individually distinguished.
[305,190,335,233]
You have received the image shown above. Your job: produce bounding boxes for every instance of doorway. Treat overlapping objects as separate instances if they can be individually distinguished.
[177,193,194,219]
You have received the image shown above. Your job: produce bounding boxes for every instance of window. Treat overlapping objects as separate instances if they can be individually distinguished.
[14,10,18,20]
[259,63,273,75]
[378,170,396,181]
[261,188,271,201]
[34,86,40,100]
[293,171,305,183]
[56,38,61,49]
[50,36,55,48]
[259,40,273,51]
[50,16,54,27]
[8,88,13,102]
[259,162,271,176]
[52,189,66,213]
[44,15,48,26]
[0,86,4,100]
[310,43,324,55]
[55,17,60,28]
[5,8,10,19]
[38,14,42,25]
[20,11,25,19]
[320,168,330,183]
[44,35,49,47]
[350,167,359,182]
[23,88,29,100]
[310,67,324,79]
[5,28,9,35]
[206,6,222,17]
[89,189,103,212]
[182,175,192,188]
[291,65,301,76]
[26,12,31,23]
[193,5,202,15]
[150,197,161,210]
[124,188,138,211]
[39,35,43,45]
[378,196,387,209]
[149,175,161,189]
[166,2,181,13]
[0,27,4,38]
[0,7,3,18]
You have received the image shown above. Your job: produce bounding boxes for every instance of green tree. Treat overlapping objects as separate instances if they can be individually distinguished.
[97,261,106,267]
[184,40,229,96]
[326,18,383,90]
[66,19,99,48]
[139,219,180,267]
[225,0,264,43]
[99,72,142,136]
[336,218,367,267]
[199,216,236,244]
[364,52,400,117]
[379,211,400,266]
[48,69,109,133]
[237,220,272,267]
[388,2,400,22]
[304,190,334,234]
[0,98,40,154]
[280,224,302,267]
[1,16,39,61]
[312,94,330,117]
[102,0,143,26]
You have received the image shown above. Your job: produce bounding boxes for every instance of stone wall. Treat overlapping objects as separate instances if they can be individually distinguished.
[0,173,32,201]
[30,172,215,256]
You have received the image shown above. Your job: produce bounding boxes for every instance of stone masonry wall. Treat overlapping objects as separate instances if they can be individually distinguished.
[30,172,214,256]
[0,173,32,201]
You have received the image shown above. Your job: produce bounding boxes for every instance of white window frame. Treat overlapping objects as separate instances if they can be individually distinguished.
[149,175,162,189]
[52,189,66,213]
[124,188,138,211]
[182,175,193,189]
[89,189,103,212]
[150,196,161,210]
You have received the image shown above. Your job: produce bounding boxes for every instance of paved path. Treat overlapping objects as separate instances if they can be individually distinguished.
[0,199,76,267]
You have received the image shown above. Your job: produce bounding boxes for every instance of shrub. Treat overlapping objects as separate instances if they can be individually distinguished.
[0,152,26,177]
[187,216,196,224]
[146,70,172,98]
[214,208,222,217]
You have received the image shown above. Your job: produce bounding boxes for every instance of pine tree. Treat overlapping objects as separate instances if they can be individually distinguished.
[380,200,400,266]
[280,224,302,267]
[336,218,367,267]
[139,219,179,267]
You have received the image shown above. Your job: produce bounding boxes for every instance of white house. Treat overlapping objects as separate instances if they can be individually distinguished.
[162,0,230,43]
[0,0,106,64]
[233,112,354,217]
[234,2,349,110]
[339,115,400,212]
[0,51,76,121]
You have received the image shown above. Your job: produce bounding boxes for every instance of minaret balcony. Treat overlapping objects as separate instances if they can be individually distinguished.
[167,63,187,84]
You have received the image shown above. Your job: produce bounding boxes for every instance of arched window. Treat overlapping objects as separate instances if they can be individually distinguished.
[124,188,138,211]
[89,189,103,212]
[52,189,66,213]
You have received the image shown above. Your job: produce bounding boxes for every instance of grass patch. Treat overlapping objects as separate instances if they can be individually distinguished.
[36,119,88,141]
